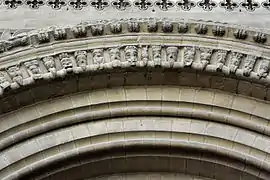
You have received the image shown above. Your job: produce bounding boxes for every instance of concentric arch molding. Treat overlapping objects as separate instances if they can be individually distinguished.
[0,18,269,114]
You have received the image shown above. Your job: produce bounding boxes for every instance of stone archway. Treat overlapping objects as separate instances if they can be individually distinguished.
[0,18,269,180]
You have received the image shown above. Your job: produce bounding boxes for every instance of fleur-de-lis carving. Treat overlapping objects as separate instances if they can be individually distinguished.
[197,0,217,11]
[176,0,196,11]
[155,0,174,10]
[112,0,131,10]
[47,0,67,9]
[262,0,270,10]
[4,0,23,8]
[134,0,153,10]
[26,0,45,8]
[240,0,260,11]
[68,0,88,10]
[219,0,239,11]
[90,0,109,10]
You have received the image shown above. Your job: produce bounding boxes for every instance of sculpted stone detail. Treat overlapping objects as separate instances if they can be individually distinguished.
[134,0,153,10]
[233,29,247,39]
[253,32,267,44]
[183,46,196,67]
[110,22,122,33]
[229,52,243,74]
[43,56,57,79]
[6,65,23,88]
[148,45,162,67]
[178,23,188,33]
[8,34,29,49]
[155,0,174,11]
[92,49,105,69]
[215,49,228,71]
[0,19,270,56]
[219,0,239,11]
[124,46,138,66]
[176,0,196,11]
[162,21,173,33]
[198,47,213,69]
[164,46,178,68]
[91,24,104,36]
[74,51,88,73]
[257,59,270,78]
[0,71,11,95]
[37,31,50,43]
[54,28,67,40]
[147,18,158,32]
[240,0,260,12]
[24,60,43,79]
[72,25,87,38]
[0,41,12,52]
[127,19,140,32]
[212,25,225,36]
[197,0,217,11]
[89,0,109,10]
[195,24,208,34]
[59,53,73,75]
[243,55,257,77]
[0,42,270,95]
[141,46,149,62]
[108,47,121,67]
[111,0,131,10]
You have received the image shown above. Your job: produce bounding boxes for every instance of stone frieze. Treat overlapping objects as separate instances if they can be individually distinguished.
[0,44,269,96]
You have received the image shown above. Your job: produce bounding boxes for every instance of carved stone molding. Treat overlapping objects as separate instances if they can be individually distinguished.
[1,18,270,55]
[0,43,269,97]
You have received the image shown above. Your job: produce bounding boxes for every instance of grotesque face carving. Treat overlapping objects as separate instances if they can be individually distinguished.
[75,51,87,67]
[108,48,121,62]
[230,52,243,73]
[166,47,178,62]
[216,50,227,64]
[59,53,73,69]
[200,48,212,62]
[152,45,162,63]
[243,55,256,74]
[24,60,40,74]
[258,59,270,78]
[125,46,138,65]
[93,49,104,64]
[183,46,196,66]
[7,66,21,78]
[43,56,55,69]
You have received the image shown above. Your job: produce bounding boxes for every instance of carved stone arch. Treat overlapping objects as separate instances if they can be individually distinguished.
[0,18,270,180]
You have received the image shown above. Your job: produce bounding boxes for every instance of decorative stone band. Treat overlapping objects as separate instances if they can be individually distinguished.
[0,44,269,97]
[0,18,269,55]
[2,0,270,12]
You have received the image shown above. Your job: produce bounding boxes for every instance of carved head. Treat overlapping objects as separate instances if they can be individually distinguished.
[152,45,162,62]
[24,60,40,74]
[166,47,178,62]
[43,56,55,69]
[108,48,121,62]
[7,65,21,78]
[184,46,196,65]
[244,55,256,71]
[231,52,243,66]
[59,53,73,69]
[125,46,138,65]
[92,49,104,64]
[200,48,212,62]
[54,28,66,40]
[75,51,87,67]
[216,50,227,64]
[258,59,270,78]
